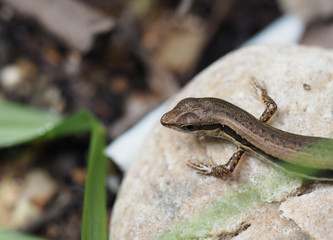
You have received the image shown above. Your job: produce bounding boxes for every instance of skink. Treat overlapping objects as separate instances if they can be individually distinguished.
[160,79,333,180]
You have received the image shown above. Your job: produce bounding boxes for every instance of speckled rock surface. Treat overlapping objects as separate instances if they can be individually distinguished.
[110,45,333,240]
[280,185,333,239]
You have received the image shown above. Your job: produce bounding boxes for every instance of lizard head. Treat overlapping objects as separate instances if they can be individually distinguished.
[160,98,222,136]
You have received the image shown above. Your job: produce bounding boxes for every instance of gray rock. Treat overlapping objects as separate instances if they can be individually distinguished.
[110,45,333,240]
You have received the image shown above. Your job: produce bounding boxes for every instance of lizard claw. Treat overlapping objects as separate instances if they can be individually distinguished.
[187,159,214,175]
[250,77,266,98]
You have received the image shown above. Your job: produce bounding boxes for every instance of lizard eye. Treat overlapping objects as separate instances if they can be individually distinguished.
[181,125,194,131]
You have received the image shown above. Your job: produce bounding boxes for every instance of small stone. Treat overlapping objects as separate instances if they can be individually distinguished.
[0,168,57,229]
[12,197,40,228]
[0,176,21,228]
[24,169,58,208]
[14,169,58,228]
[0,65,23,89]
[143,15,205,74]
[71,167,86,184]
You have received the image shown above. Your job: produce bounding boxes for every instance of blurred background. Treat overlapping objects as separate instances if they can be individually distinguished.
[0,0,332,239]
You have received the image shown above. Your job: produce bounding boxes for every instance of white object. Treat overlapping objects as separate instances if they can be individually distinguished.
[243,14,305,46]
[0,65,23,89]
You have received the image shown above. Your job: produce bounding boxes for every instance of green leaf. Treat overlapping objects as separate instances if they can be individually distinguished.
[0,101,107,240]
[0,100,61,147]
[82,123,107,240]
[0,229,47,240]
